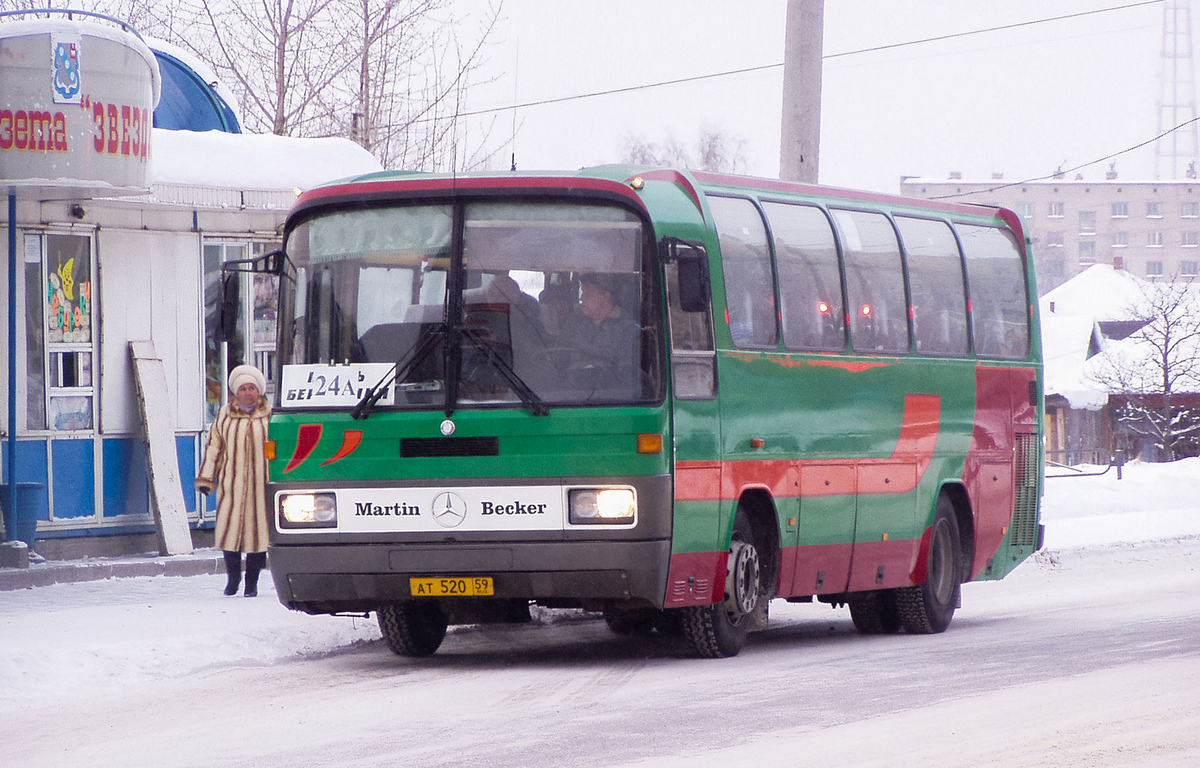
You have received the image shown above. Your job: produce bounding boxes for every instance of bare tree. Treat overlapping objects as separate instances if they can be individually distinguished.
[58,0,502,171]
[184,0,351,136]
[1088,275,1200,460]
[621,127,748,174]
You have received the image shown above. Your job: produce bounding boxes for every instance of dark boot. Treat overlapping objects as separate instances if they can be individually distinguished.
[223,551,242,596]
[244,551,266,597]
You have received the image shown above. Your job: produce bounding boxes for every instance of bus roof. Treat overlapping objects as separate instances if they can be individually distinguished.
[290,165,1024,243]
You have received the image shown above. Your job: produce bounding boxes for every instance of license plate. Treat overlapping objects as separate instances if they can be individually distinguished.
[410,576,494,597]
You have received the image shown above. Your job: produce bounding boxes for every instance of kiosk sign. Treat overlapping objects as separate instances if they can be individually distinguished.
[0,17,160,198]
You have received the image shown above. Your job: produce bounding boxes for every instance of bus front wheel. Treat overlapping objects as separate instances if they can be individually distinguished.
[895,497,963,634]
[377,600,449,657]
[681,516,762,658]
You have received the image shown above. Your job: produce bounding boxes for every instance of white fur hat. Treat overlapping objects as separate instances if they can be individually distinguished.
[228,364,266,395]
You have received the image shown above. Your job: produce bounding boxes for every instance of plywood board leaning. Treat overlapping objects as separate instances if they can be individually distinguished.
[129,341,194,555]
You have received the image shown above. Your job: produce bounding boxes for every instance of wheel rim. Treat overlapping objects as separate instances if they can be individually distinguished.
[726,538,761,622]
[928,518,956,605]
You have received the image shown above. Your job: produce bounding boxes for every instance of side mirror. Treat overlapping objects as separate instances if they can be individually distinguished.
[661,238,709,313]
[214,273,239,342]
[260,249,286,276]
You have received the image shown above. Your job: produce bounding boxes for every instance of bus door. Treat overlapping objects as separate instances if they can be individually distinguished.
[662,250,723,602]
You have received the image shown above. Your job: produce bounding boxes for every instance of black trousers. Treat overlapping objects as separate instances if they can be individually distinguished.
[223,550,267,594]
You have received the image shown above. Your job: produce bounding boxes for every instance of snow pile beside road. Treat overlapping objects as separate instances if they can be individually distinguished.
[1041,457,1200,548]
[0,575,381,711]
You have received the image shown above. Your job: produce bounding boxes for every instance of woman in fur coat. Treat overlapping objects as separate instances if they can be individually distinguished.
[196,364,272,596]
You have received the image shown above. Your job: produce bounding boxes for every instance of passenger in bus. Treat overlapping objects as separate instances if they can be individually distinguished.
[567,272,638,391]
[538,281,583,346]
[483,273,542,328]
[464,272,550,394]
[196,364,272,597]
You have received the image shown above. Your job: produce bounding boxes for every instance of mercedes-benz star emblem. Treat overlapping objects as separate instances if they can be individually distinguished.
[431,491,467,528]
[439,419,456,436]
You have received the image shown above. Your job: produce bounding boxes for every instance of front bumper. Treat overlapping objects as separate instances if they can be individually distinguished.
[270,537,672,613]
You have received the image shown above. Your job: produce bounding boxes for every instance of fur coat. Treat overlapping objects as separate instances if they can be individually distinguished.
[197,397,272,553]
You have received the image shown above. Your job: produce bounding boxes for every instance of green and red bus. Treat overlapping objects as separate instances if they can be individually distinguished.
[260,166,1043,658]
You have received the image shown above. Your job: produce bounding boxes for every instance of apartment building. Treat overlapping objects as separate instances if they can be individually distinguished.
[900,175,1200,293]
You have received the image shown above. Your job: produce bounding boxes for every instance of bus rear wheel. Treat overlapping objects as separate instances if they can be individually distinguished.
[681,517,762,658]
[377,600,449,657]
[895,497,963,634]
[848,590,901,634]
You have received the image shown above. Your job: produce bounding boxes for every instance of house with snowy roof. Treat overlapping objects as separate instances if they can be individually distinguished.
[1041,264,1200,464]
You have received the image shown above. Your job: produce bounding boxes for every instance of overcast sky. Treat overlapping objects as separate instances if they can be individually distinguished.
[458,1,1175,193]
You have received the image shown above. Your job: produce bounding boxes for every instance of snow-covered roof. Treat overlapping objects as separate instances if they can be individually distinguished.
[1040,264,1200,405]
[1041,313,1107,410]
[150,128,383,192]
[1041,265,1149,323]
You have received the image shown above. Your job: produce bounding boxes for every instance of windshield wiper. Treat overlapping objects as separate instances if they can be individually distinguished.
[351,323,448,420]
[459,326,549,416]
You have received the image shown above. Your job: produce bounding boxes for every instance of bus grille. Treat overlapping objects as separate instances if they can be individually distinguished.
[1009,433,1040,547]
[400,437,500,458]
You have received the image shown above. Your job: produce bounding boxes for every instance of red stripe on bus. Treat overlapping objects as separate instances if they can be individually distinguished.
[779,358,892,373]
[320,429,363,466]
[296,175,645,208]
[723,351,893,373]
[283,424,323,474]
[674,393,940,502]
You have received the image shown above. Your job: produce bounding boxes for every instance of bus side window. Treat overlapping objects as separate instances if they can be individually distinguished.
[708,196,779,350]
[762,201,845,352]
[831,209,908,355]
[665,258,717,399]
[959,224,1030,360]
[896,216,969,357]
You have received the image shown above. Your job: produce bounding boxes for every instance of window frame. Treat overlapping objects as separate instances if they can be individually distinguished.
[829,207,912,356]
[34,231,98,433]
[708,194,781,351]
[894,214,970,358]
[759,199,848,354]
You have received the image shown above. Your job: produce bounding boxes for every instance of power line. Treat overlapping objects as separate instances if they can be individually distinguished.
[824,0,1163,60]
[928,115,1200,201]
[452,1,1165,120]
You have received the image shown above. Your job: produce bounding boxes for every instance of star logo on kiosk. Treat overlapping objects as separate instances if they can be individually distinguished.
[431,492,467,528]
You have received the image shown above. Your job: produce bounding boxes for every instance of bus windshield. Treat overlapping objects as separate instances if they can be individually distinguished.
[278,200,663,409]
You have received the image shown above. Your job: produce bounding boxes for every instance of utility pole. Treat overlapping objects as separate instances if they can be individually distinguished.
[779,0,825,183]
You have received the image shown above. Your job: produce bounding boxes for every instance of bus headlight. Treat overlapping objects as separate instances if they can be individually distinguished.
[278,492,338,529]
[569,488,636,525]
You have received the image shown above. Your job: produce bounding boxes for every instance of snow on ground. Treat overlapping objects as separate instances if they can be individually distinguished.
[1,458,1198,718]
[1042,456,1200,548]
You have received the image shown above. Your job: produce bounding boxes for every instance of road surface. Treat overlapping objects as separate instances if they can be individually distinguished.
[4,538,1199,767]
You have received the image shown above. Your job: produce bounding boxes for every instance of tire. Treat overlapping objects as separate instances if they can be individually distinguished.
[377,601,449,657]
[848,590,901,635]
[895,496,963,634]
[680,515,763,658]
[603,606,658,635]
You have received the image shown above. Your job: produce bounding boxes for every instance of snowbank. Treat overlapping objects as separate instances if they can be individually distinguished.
[1042,456,1200,548]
